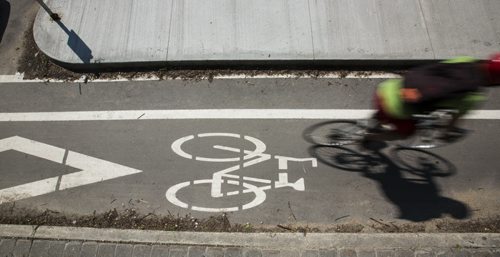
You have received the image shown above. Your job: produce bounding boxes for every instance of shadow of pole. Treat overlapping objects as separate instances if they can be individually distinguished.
[55,21,93,64]
[34,0,60,21]
[35,0,93,63]
[0,0,10,43]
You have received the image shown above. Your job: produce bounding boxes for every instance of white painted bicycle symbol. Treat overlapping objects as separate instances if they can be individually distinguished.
[166,133,317,212]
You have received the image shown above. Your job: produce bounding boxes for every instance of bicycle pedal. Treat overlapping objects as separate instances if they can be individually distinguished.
[422,138,432,143]
[438,134,461,143]
[381,124,395,131]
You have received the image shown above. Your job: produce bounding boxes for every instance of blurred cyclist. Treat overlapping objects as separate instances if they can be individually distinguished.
[362,53,500,147]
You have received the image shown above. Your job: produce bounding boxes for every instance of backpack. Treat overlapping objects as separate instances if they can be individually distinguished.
[403,62,486,103]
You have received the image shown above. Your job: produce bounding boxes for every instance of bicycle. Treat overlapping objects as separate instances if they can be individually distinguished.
[166,132,317,212]
[303,109,468,149]
[309,144,456,177]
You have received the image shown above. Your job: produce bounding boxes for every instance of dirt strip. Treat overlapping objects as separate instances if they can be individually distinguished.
[0,206,498,233]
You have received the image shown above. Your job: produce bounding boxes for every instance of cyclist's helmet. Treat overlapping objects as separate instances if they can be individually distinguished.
[487,53,500,85]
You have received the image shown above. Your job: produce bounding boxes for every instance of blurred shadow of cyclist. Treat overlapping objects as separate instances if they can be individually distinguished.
[363,53,500,147]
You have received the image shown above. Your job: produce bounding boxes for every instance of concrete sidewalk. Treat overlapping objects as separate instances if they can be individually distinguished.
[1,225,499,256]
[33,0,500,69]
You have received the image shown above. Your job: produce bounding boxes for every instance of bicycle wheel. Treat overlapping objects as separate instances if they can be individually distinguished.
[390,147,456,177]
[309,145,379,172]
[303,120,367,146]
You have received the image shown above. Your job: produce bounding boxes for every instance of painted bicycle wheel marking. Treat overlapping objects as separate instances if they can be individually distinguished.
[167,133,317,212]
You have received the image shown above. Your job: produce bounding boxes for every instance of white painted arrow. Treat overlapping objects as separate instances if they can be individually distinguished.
[0,136,142,204]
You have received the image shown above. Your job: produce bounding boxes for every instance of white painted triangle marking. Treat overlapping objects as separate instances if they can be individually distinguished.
[60,150,142,190]
[0,136,143,204]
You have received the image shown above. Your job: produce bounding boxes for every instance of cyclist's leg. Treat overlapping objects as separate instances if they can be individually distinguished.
[363,92,414,140]
[363,117,415,143]
[361,92,387,150]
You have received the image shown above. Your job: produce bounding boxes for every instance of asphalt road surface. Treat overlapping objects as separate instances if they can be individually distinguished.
[0,77,499,226]
[0,0,38,74]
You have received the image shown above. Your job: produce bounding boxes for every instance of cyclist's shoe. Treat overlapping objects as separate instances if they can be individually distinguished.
[366,120,395,134]
[359,139,375,151]
[359,138,386,152]
[438,127,468,143]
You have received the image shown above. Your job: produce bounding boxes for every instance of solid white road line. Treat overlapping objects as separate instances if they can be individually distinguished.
[0,72,401,83]
[0,109,373,121]
[1,109,500,121]
[0,74,26,83]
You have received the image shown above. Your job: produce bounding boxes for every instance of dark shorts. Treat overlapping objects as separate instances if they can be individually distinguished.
[374,95,416,136]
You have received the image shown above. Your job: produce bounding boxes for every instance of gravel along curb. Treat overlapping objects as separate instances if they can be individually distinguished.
[0,225,499,250]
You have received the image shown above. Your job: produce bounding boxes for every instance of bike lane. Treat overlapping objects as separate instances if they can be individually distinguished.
[0,78,499,226]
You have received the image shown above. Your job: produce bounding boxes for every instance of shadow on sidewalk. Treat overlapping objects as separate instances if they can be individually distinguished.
[0,0,10,44]
[309,144,470,222]
[55,19,93,63]
[37,0,93,63]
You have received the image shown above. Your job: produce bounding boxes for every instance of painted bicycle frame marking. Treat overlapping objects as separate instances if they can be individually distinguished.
[167,133,317,212]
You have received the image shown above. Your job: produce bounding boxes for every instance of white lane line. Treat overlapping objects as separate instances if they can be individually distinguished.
[469,110,500,120]
[0,72,401,83]
[213,73,402,79]
[0,109,373,121]
[1,109,500,121]
[0,74,26,83]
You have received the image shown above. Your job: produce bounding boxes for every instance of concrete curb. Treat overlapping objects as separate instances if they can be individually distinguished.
[0,225,499,250]
[45,59,438,72]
